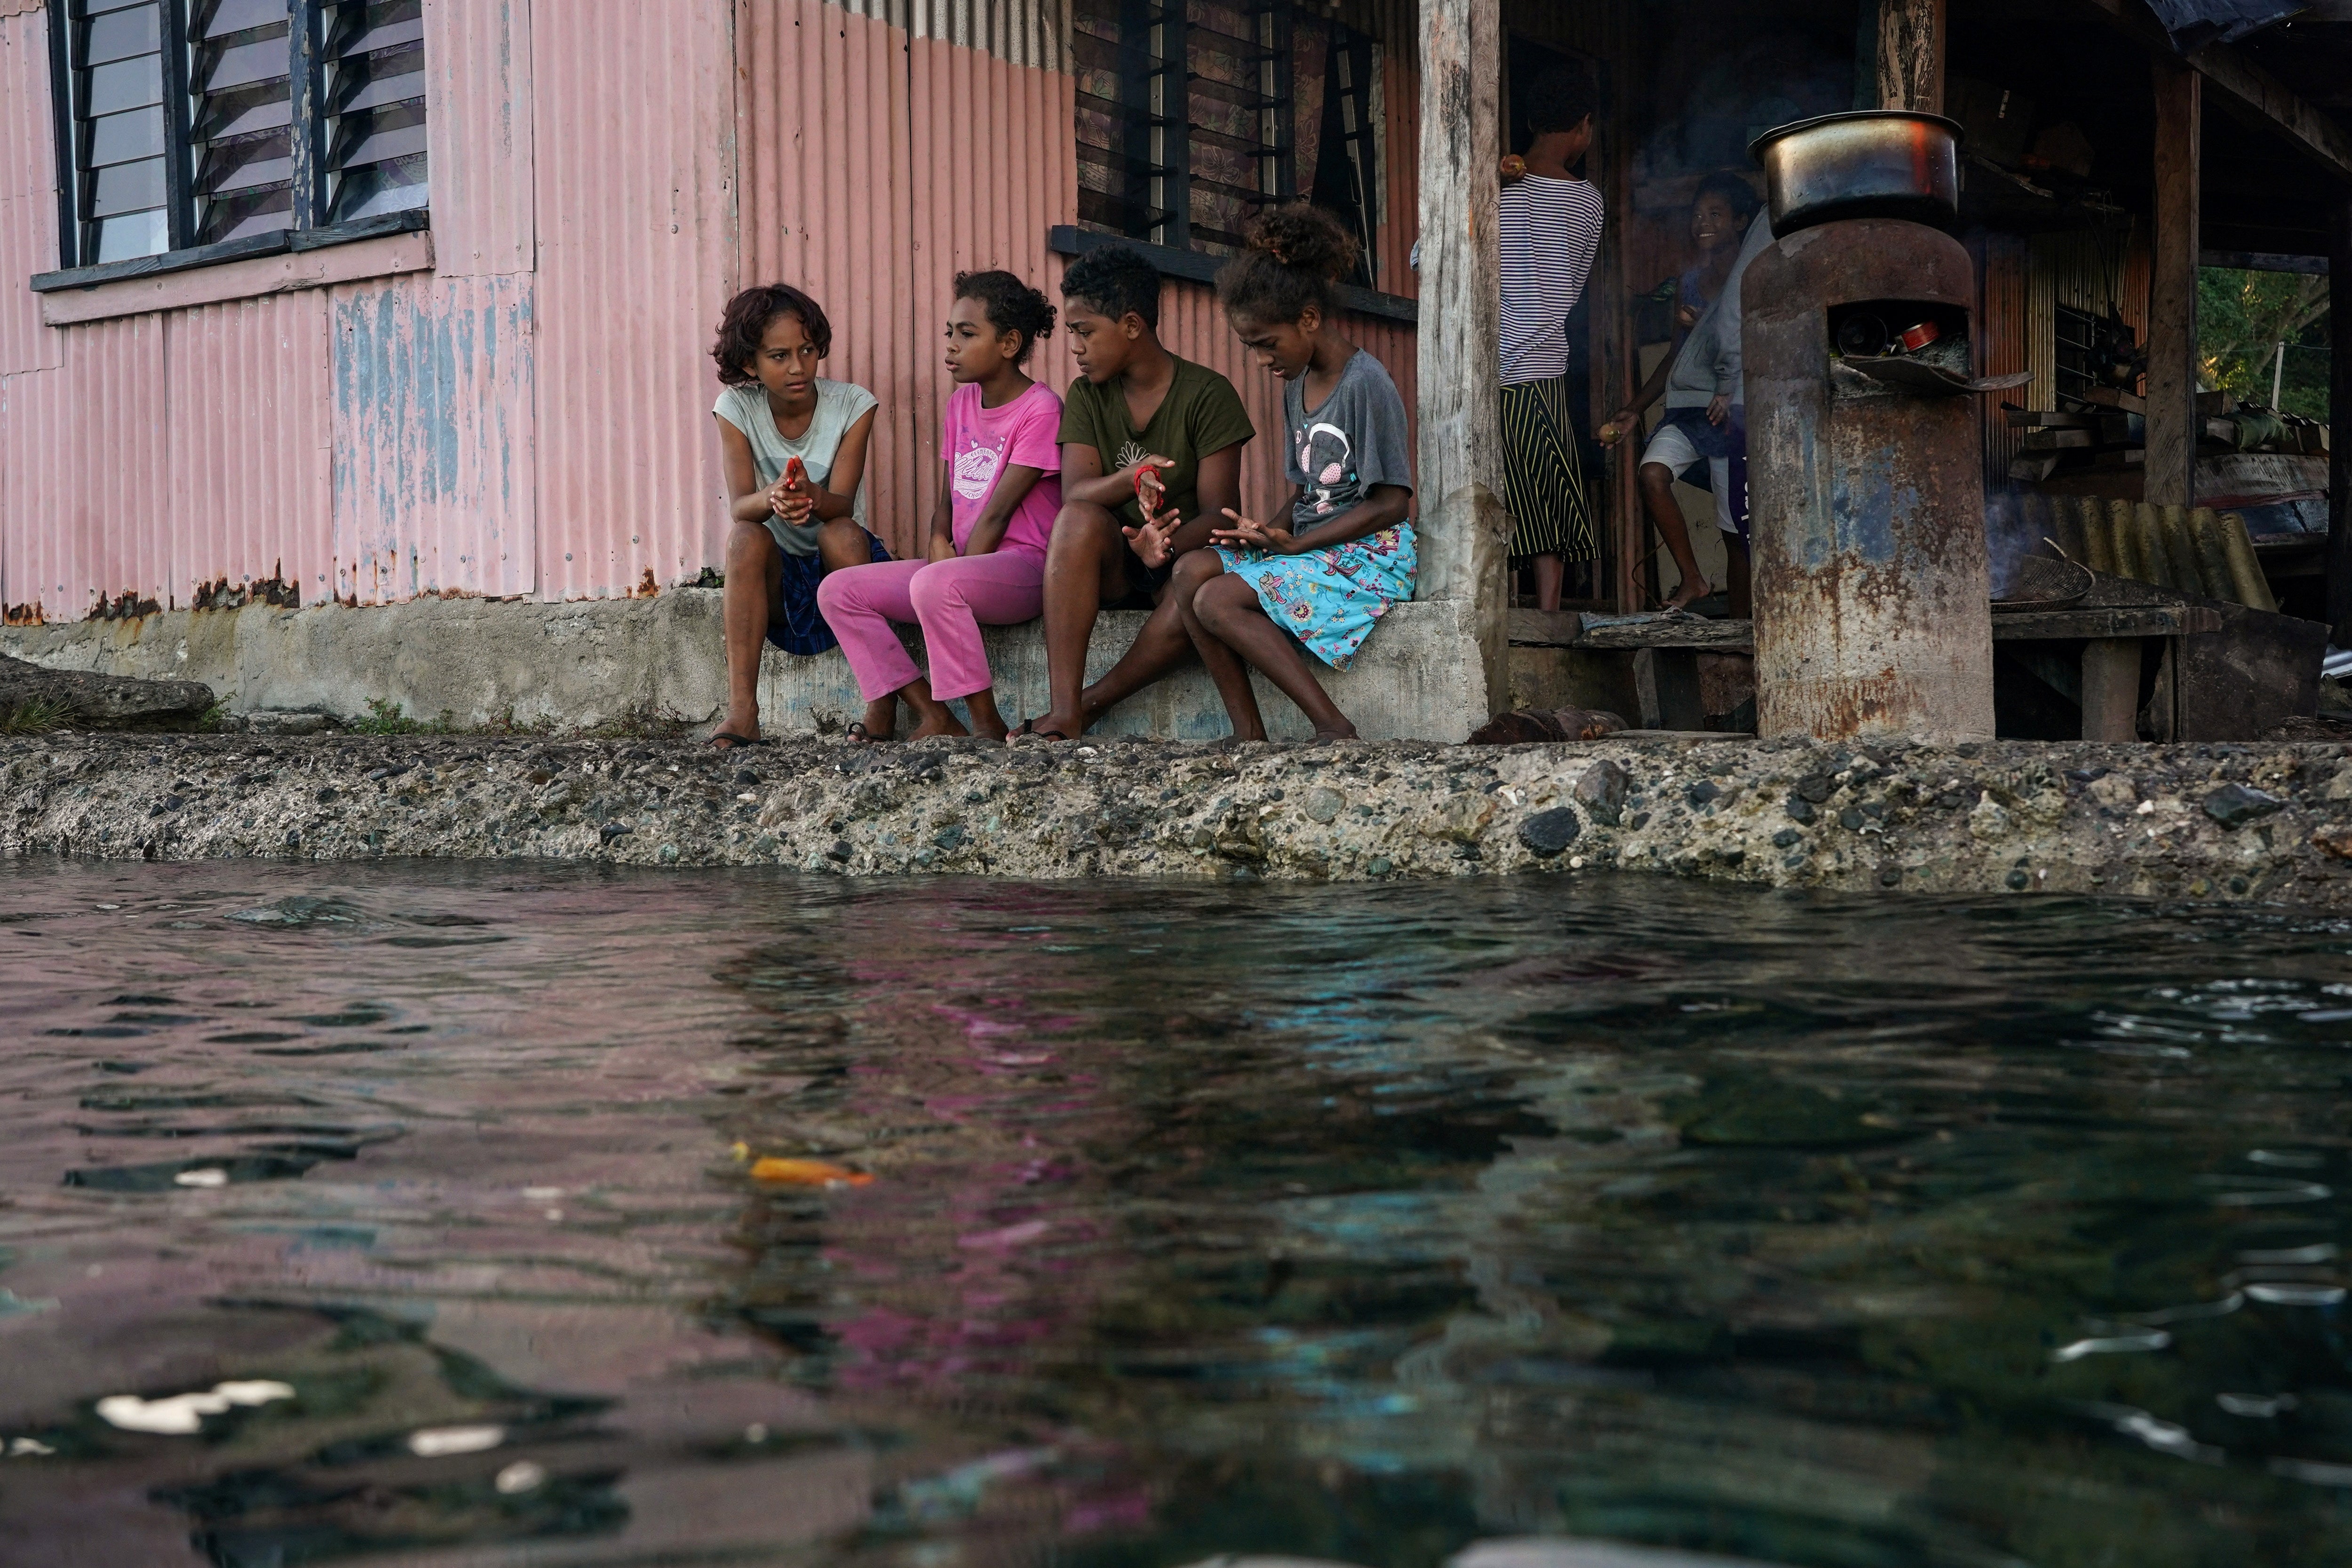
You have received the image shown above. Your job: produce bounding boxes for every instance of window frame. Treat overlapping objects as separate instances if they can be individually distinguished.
[35,0,427,294]
[1076,0,1301,261]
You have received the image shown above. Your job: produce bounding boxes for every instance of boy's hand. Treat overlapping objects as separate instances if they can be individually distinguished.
[1209,508,1299,557]
[1126,457,1175,523]
[1706,394,1731,427]
[1123,509,1180,569]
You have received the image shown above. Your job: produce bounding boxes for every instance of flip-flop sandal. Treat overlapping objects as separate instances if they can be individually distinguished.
[1009,717,1072,745]
[846,722,888,744]
[708,731,766,750]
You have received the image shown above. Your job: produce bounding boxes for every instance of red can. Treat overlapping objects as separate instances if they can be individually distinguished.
[1898,320,1941,352]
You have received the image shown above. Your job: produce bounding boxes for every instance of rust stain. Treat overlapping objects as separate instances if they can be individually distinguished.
[634,569,660,599]
[2,601,44,627]
[94,590,162,621]
[191,567,301,613]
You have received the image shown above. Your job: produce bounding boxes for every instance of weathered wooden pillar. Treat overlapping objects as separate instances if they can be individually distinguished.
[1414,0,1510,721]
[2329,194,2352,643]
[1874,0,1946,113]
[2146,57,2201,511]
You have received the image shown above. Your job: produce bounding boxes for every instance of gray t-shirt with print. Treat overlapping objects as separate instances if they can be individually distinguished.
[1282,350,1414,531]
[713,377,878,555]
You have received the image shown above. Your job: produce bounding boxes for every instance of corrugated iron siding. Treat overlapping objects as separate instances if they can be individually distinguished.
[169,292,335,601]
[1977,231,2031,493]
[331,274,536,603]
[832,0,1069,70]
[2,316,171,618]
[532,0,739,600]
[422,0,536,279]
[0,9,58,378]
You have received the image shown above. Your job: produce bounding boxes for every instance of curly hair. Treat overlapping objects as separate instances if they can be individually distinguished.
[953,270,1058,366]
[1214,203,1360,325]
[1059,244,1161,330]
[711,283,832,387]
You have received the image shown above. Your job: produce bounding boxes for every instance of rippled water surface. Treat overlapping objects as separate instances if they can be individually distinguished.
[7,861,2352,1567]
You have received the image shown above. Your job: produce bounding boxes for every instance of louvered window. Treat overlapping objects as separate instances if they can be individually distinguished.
[318,0,425,223]
[1073,0,1298,256]
[188,0,294,244]
[44,0,428,275]
[69,0,169,263]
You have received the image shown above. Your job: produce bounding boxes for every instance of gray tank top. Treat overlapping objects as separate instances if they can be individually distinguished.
[713,378,879,555]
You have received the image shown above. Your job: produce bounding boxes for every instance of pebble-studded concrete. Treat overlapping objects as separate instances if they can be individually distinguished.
[9,732,2352,904]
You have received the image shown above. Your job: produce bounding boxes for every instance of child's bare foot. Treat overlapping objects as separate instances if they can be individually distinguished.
[1010,711,1083,744]
[906,711,971,741]
[711,704,764,748]
[1661,577,1712,612]
[849,697,896,743]
[1311,723,1358,743]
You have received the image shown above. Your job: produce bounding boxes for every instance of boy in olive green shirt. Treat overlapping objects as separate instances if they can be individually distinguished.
[1014,245,1254,742]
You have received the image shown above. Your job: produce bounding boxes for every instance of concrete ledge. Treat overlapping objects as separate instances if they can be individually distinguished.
[6,732,2352,906]
[0,589,1489,743]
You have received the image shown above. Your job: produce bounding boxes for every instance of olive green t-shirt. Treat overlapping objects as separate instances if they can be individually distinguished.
[1057,356,1255,530]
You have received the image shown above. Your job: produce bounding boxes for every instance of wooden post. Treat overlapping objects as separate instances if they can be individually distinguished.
[2329,194,2352,644]
[1875,0,1946,113]
[2146,57,2201,511]
[1414,0,1511,717]
[2080,639,2141,740]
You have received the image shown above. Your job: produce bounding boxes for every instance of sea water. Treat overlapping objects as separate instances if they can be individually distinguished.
[4,860,2352,1567]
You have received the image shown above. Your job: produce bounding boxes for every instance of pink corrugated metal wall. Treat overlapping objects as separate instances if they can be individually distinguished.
[0,8,57,381]
[2,316,171,619]
[168,293,336,601]
[1,0,1422,620]
[331,274,537,602]
[532,0,739,600]
[324,0,539,605]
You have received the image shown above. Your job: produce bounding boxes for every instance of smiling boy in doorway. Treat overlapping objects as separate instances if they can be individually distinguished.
[1012,246,1255,742]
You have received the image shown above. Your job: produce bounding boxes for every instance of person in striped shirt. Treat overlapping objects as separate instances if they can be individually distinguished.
[1498,67,1605,612]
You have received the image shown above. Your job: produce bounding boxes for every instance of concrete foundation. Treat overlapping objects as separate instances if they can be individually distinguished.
[0,589,1493,743]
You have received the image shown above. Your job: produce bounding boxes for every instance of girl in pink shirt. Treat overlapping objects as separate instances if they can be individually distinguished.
[818,272,1064,741]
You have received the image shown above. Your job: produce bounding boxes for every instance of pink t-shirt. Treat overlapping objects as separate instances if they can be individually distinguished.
[945,380,1063,558]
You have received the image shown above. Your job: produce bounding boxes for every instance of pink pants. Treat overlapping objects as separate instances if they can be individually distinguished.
[815,551,1046,703]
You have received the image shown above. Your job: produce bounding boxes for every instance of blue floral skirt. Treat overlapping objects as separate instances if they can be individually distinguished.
[767,529,890,656]
[1214,522,1417,670]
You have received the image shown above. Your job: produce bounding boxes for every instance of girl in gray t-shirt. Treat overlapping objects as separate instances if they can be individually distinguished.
[1157,206,1417,744]
[707,283,890,748]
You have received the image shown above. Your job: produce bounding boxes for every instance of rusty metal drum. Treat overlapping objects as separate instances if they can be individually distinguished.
[1743,218,1997,742]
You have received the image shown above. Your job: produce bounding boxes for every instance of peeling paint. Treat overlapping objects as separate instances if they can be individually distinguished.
[330,275,537,605]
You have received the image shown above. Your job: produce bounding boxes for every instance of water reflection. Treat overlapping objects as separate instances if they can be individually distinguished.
[3,862,2352,1565]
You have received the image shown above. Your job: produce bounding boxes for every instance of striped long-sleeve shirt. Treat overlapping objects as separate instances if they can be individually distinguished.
[1497,175,1605,387]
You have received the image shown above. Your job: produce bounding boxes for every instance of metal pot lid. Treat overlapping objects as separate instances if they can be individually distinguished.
[1746,110,1967,166]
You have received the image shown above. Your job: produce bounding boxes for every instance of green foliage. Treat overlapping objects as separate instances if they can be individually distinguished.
[344,698,453,736]
[0,696,72,735]
[2198,266,2331,420]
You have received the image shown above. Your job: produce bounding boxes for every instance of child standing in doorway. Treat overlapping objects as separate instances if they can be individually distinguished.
[708,283,888,749]
[817,272,1063,741]
[1166,206,1415,742]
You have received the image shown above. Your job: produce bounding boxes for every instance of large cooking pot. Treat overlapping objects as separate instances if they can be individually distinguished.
[1747,111,1963,237]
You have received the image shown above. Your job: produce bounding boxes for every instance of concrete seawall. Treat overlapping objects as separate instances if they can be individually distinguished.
[9,732,2352,906]
[0,590,1494,743]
